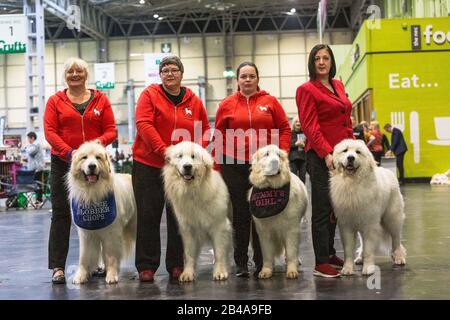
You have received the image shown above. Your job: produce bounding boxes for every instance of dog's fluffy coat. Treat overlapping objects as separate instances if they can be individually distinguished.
[163,141,232,282]
[330,139,406,275]
[249,145,308,279]
[67,141,137,284]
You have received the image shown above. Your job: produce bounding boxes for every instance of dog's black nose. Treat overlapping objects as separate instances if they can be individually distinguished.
[347,155,355,162]
[183,164,192,171]
[88,163,97,171]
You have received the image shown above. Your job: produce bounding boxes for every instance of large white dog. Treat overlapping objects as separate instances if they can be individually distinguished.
[67,141,137,284]
[330,139,406,275]
[163,141,232,282]
[249,145,308,279]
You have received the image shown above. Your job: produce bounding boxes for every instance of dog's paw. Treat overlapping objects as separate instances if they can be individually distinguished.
[213,270,228,281]
[391,247,406,265]
[362,264,377,275]
[105,272,119,284]
[340,264,354,276]
[72,271,88,284]
[179,271,195,282]
[258,267,273,279]
[286,268,298,279]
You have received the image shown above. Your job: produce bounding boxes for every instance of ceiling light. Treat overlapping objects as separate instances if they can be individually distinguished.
[153,14,159,18]
[139,0,145,4]
[158,16,164,20]
[290,8,296,13]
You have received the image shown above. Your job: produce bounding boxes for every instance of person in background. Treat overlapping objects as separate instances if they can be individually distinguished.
[44,57,117,284]
[296,44,354,278]
[384,123,408,185]
[132,55,210,282]
[351,116,365,142]
[289,116,307,183]
[23,131,46,204]
[366,121,385,165]
[214,61,291,277]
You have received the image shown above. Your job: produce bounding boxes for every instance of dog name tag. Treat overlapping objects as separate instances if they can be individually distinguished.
[71,193,117,230]
[250,183,290,219]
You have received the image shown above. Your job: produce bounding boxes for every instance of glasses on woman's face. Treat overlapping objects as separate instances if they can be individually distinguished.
[161,68,181,76]
[239,74,257,80]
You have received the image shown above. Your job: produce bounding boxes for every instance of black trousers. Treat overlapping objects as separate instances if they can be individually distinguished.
[396,152,405,182]
[289,158,307,183]
[34,170,44,202]
[48,155,71,270]
[132,160,184,273]
[371,151,383,166]
[306,150,337,265]
[221,161,262,271]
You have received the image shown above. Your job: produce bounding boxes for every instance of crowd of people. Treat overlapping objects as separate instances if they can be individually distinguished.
[40,46,408,284]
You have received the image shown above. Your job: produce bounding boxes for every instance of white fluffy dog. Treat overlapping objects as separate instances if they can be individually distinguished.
[330,139,406,276]
[163,141,232,282]
[249,145,308,279]
[67,141,137,284]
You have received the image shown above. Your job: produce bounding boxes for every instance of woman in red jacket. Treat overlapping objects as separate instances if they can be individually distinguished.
[132,56,210,282]
[44,57,117,284]
[214,62,291,277]
[296,44,353,278]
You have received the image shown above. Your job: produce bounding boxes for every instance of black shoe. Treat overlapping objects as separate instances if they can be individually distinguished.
[92,267,106,277]
[52,268,66,284]
[236,265,249,278]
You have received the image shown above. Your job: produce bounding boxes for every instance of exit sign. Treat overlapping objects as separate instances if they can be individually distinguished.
[0,14,27,54]
[161,43,172,53]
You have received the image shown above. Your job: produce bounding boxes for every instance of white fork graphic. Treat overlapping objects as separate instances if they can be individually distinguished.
[390,112,405,132]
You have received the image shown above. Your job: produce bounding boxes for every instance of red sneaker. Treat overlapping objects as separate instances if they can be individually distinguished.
[170,267,183,280]
[139,270,155,282]
[329,255,344,269]
[313,264,340,278]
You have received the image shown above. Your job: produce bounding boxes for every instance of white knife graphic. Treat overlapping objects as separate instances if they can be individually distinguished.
[410,111,420,163]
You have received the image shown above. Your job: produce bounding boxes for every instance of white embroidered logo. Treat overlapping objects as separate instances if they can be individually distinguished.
[185,108,192,116]
[93,108,100,116]
[259,106,268,112]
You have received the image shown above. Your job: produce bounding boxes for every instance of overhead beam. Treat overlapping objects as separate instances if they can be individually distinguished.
[43,0,111,39]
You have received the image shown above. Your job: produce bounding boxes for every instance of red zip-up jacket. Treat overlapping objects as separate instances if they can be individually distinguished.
[214,90,291,163]
[132,84,210,168]
[44,89,117,162]
[296,79,353,158]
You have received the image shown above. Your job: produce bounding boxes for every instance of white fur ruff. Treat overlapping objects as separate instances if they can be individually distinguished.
[163,141,232,282]
[67,141,137,284]
[330,139,406,276]
[249,145,308,279]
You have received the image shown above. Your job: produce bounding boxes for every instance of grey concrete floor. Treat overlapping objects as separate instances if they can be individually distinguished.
[0,183,449,300]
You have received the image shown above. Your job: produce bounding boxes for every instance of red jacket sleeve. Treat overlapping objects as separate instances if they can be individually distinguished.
[135,89,168,158]
[98,98,117,146]
[44,96,73,161]
[296,85,333,158]
[272,98,291,153]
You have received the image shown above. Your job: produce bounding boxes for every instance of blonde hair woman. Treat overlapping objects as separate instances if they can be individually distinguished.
[44,57,117,284]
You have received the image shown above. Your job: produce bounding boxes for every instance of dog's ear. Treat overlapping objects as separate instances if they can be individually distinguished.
[251,149,259,165]
[202,149,214,169]
[164,145,173,163]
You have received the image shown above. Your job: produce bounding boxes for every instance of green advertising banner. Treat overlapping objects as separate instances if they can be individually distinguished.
[372,52,450,177]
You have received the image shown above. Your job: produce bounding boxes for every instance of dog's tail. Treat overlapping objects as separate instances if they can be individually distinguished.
[122,212,137,259]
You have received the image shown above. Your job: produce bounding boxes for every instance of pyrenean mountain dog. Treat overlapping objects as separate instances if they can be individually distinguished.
[163,141,232,282]
[330,139,406,275]
[249,145,308,279]
[67,141,137,284]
